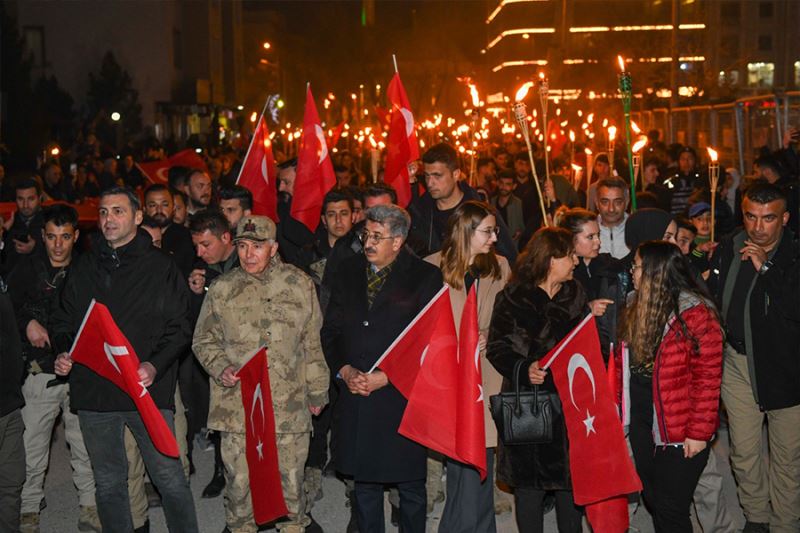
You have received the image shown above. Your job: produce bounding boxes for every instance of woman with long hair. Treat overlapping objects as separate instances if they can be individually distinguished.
[487,227,585,533]
[618,241,723,532]
[555,207,625,361]
[426,200,511,533]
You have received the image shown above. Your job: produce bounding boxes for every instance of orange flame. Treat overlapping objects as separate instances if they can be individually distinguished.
[608,125,617,141]
[569,130,575,142]
[631,120,641,134]
[632,138,647,153]
[585,148,593,155]
[617,55,626,72]
[707,147,718,162]
[469,84,480,108]
[515,82,534,102]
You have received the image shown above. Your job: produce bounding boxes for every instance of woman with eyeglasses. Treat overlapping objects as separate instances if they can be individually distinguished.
[425,200,511,533]
[487,227,585,533]
[617,241,723,532]
[555,206,625,362]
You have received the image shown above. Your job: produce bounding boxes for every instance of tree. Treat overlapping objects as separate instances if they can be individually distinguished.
[86,51,142,147]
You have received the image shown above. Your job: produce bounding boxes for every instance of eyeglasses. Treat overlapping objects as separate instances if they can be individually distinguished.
[358,230,396,245]
[475,226,500,237]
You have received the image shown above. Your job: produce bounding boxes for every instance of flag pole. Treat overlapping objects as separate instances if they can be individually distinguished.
[392,54,399,74]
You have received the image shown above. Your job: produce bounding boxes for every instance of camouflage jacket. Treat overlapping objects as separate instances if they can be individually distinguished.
[192,257,329,434]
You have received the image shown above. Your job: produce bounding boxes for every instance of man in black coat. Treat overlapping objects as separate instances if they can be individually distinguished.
[321,204,442,533]
[2,178,45,275]
[0,279,25,532]
[708,182,800,533]
[143,184,196,278]
[407,143,517,262]
[51,186,199,532]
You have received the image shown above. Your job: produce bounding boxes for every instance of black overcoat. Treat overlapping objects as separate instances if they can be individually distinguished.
[321,249,442,483]
[486,279,587,490]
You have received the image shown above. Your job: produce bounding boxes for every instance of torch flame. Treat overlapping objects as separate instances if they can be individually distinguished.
[469,84,480,108]
[585,148,593,155]
[587,113,594,124]
[618,55,626,72]
[631,120,641,134]
[707,147,718,162]
[538,71,546,81]
[569,130,575,142]
[571,163,583,171]
[632,138,647,153]
[608,125,617,141]
[515,82,534,102]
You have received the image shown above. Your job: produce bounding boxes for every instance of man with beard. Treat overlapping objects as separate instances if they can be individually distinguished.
[186,170,213,215]
[144,184,195,277]
[491,171,525,243]
[2,178,45,274]
[276,159,315,267]
[218,186,253,231]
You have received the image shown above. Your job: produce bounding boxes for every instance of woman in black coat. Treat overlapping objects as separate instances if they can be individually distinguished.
[487,227,587,533]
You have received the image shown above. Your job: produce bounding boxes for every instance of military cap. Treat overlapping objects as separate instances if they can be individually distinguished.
[234,215,277,242]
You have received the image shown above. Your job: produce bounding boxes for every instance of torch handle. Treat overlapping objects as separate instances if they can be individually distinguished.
[623,104,637,211]
[524,136,549,228]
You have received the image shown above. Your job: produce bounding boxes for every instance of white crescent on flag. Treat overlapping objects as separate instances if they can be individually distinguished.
[250,383,265,460]
[155,168,169,183]
[567,353,598,436]
[314,124,328,164]
[103,342,148,397]
[419,345,429,366]
[261,155,269,183]
[400,108,415,137]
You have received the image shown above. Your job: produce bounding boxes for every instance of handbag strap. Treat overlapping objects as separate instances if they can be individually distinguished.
[512,359,540,416]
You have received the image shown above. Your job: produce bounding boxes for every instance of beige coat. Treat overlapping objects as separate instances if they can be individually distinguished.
[424,252,511,448]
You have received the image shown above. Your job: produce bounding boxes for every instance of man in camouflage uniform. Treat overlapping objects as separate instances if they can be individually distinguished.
[193,215,329,533]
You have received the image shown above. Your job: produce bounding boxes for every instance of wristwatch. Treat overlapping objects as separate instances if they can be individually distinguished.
[758,260,774,275]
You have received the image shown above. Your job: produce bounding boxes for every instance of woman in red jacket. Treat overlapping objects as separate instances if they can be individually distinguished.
[619,241,723,533]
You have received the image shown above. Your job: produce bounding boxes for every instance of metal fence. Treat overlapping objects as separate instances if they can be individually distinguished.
[632,92,800,175]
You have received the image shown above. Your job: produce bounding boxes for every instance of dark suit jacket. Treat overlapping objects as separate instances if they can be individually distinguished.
[321,249,442,483]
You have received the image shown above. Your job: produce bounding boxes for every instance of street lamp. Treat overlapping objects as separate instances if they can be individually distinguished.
[262,41,271,50]
[111,112,121,122]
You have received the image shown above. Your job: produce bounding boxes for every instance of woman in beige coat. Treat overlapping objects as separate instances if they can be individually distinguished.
[425,200,511,533]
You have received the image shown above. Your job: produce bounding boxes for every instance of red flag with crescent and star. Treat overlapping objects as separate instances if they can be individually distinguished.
[370,285,451,399]
[385,72,419,207]
[69,300,179,457]
[293,85,336,232]
[237,110,279,221]
[137,149,208,186]
[236,346,288,525]
[539,315,641,532]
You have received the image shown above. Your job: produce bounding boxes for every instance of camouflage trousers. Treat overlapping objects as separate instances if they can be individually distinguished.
[221,431,311,533]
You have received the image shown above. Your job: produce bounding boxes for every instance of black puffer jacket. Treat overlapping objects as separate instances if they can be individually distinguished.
[51,229,191,412]
[487,279,587,489]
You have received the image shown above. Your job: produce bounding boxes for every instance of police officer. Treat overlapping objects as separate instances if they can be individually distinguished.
[193,216,329,533]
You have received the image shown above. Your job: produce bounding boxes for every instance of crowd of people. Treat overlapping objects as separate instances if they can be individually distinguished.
[0,123,798,533]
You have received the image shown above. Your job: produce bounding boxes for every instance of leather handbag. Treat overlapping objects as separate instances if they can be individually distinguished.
[489,359,554,445]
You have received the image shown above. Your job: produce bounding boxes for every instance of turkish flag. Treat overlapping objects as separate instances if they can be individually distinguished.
[384,72,419,207]
[137,149,208,185]
[370,285,450,399]
[237,113,279,221]
[539,315,641,530]
[397,286,487,479]
[236,346,288,525]
[292,85,336,232]
[329,121,346,151]
[69,300,179,458]
[455,285,487,478]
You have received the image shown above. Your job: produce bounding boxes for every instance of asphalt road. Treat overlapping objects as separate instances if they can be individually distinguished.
[38,424,745,532]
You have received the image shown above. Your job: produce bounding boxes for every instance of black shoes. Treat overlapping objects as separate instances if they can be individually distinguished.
[202,463,226,498]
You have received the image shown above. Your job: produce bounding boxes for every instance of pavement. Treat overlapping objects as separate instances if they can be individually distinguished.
[38,424,745,532]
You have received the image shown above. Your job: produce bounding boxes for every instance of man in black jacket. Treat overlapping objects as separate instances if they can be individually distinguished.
[52,187,198,533]
[322,204,443,533]
[144,184,196,278]
[708,183,800,533]
[0,280,24,532]
[2,178,45,275]
[7,205,100,532]
[408,143,517,262]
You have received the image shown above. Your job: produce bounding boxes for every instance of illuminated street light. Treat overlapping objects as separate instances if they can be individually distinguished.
[111,112,121,122]
[262,41,271,50]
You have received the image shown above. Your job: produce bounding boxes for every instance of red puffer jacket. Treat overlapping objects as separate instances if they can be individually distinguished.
[616,296,723,444]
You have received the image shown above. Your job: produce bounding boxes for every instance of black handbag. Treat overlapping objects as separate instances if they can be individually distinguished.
[489,359,554,445]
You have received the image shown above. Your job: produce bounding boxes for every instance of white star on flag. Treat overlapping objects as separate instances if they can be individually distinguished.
[476,384,483,402]
[137,381,148,397]
[256,440,264,460]
[583,409,596,436]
